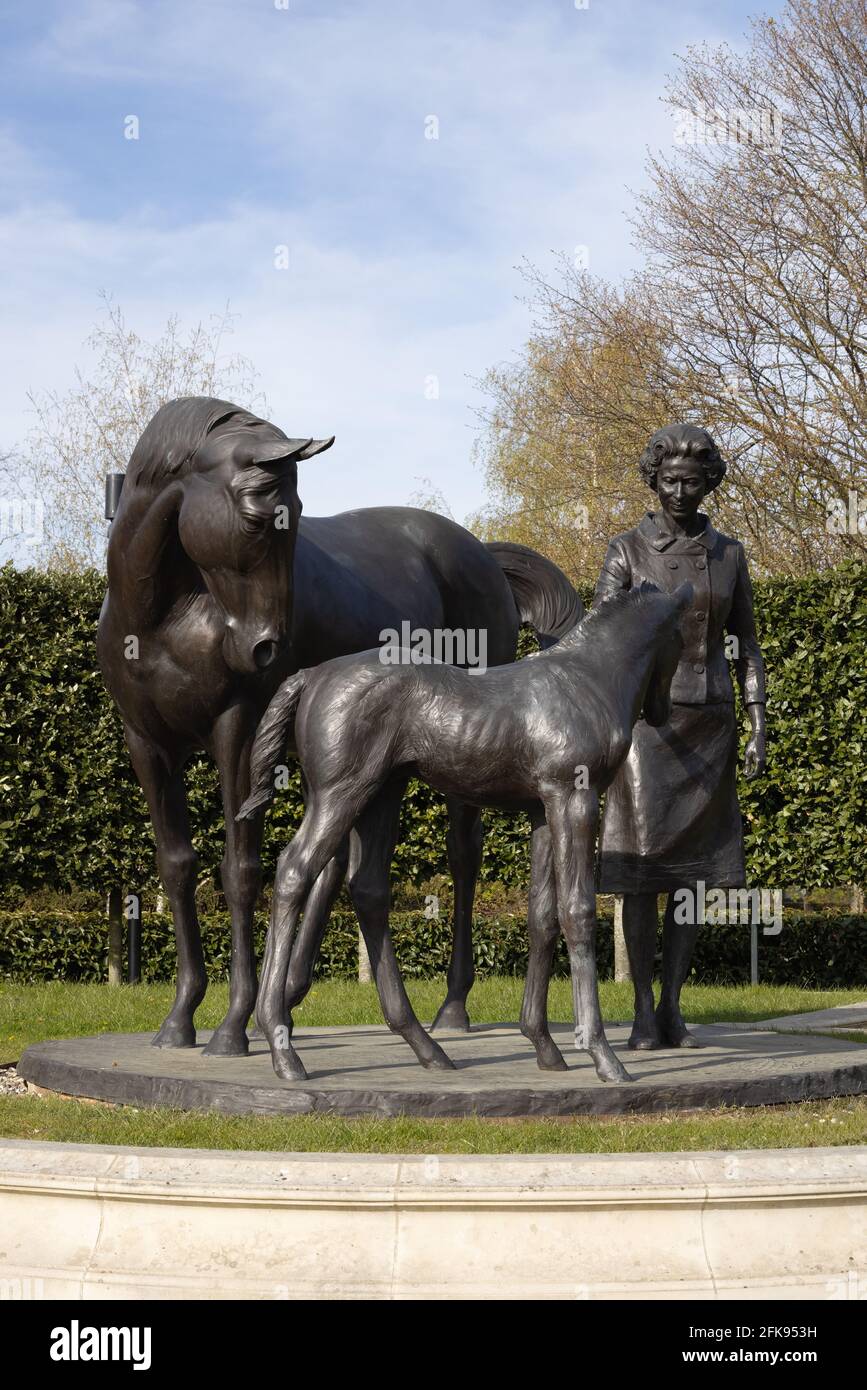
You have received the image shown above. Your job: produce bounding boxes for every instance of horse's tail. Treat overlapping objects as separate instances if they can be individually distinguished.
[237,671,308,821]
[486,542,584,648]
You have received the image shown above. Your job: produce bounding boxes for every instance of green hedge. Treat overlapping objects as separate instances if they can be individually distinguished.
[1,909,864,989]
[0,562,865,900]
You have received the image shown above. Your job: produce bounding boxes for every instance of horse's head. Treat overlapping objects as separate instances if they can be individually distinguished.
[641,582,692,726]
[174,408,334,673]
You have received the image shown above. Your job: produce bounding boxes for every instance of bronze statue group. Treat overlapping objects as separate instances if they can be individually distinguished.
[99,404,766,1084]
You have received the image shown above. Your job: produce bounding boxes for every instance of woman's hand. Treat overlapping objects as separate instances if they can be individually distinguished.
[744,703,766,779]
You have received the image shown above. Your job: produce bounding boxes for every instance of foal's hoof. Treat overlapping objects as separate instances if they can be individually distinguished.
[537,1053,569,1073]
[593,1052,634,1084]
[420,1049,457,1072]
[272,1049,308,1082]
[531,1037,569,1071]
[430,1001,471,1033]
[152,1018,196,1049]
[202,1026,249,1058]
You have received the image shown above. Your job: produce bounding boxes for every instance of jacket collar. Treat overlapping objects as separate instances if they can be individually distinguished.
[639,510,716,552]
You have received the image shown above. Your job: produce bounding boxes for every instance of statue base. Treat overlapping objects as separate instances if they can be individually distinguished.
[18,1022,867,1117]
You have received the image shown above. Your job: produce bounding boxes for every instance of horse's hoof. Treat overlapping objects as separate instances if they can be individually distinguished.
[202,1028,250,1058]
[152,1019,196,1049]
[430,1001,471,1032]
[662,1029,702,1049]
[628,1025,662,1051]
[656,1011,702,1048]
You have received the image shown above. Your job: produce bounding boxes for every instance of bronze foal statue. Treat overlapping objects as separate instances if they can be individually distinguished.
[240,582,692,1083]
[98,397,581,1056]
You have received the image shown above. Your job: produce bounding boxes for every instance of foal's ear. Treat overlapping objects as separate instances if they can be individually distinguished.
[672,580,694,611]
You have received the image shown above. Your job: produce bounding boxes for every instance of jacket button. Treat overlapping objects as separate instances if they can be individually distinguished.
[695,611,706,621]
[667,559,679,569]
[695,559,707,570]
[693,662,705,673]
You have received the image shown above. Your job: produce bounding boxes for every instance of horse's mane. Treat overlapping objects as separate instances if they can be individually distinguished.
[550,582,669,654]
[126,397,286,487]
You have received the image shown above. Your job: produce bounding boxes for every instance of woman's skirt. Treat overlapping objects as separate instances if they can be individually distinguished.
[597,701,746,894]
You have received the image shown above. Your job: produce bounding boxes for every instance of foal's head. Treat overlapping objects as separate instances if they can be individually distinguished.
[127,398,333,674]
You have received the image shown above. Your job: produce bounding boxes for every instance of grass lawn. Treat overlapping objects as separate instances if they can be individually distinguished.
[1,978,866,1154]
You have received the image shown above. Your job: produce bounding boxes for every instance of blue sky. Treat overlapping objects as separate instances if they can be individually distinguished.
[0,0,771,522]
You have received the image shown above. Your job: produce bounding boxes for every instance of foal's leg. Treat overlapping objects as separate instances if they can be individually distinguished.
[348,778,455,1071]
[124,727,206,1049]
[545,786,632,1084]
[520,811,567,1071]
[431,797,483,1032]
[258,795,359,1082]
[282,842,350,1025]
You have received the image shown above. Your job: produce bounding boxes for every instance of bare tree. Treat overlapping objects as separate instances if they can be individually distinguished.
[24,296,264,570]
[474,0,867,578]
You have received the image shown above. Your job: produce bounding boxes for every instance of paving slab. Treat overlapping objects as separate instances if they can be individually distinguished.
[754,1000,867,1033]
[18,1022,867,1117]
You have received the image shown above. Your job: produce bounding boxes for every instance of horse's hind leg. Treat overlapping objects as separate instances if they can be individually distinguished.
[349,776,455,1071]
[431,797,482,1032]
[520,813,567,1071]
[545,786,632,1085]
[124,727,206,1049]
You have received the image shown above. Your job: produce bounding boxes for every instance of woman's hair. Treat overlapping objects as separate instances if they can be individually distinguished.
[638,424,727,494]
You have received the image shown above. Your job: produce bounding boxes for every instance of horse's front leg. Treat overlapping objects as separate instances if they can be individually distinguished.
[545,786,633,1084]
[124,726,206,1049]
[203,709,263,1057]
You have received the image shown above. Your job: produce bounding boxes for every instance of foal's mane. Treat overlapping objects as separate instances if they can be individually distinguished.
[126,396,286,488]
[550,582,670,655]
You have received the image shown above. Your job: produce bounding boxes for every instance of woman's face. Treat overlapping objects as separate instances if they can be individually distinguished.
[655,455,707,526]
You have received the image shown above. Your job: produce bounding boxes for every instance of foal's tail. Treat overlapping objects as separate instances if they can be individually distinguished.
[486,542,583,648]
[237,671,308,821]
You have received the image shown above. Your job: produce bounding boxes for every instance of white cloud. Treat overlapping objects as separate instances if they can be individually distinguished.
[1,0,755,525]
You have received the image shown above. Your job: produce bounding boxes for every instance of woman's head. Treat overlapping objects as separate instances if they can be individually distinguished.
[639,424,726,527]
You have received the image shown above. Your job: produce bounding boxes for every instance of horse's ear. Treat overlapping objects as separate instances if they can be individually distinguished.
[250,438,311,464]
[672,581,694,611]
[295,436,335,460]
[251,436,335,465]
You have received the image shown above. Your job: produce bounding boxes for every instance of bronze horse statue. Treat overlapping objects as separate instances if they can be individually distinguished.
[98,397,581,1057]
[240,581,692,1083]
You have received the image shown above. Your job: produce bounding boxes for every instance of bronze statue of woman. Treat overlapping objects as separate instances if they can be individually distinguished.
[595,423,767,1048]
